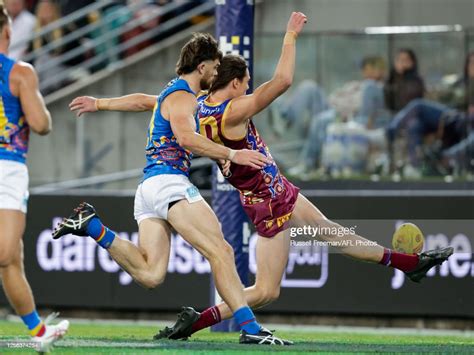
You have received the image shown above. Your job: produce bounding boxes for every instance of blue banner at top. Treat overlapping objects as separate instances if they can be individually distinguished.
[215,0,254,90]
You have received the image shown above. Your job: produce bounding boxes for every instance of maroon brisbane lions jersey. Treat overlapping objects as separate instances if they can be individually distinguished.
[197,94,300,237]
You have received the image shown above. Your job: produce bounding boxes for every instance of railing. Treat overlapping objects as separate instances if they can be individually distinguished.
[12,0,215,94]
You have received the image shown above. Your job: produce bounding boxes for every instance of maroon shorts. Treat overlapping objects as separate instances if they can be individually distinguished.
[240,176,300,238]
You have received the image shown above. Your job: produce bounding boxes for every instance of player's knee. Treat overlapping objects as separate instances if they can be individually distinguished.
[219,241,235,262]
[208,240,234,263]
[141,277,164,290]
[255,285,280,306]
[0,237,22,267]
[138,273,165,290]
[264,287,280,304]
[0,248,15,267]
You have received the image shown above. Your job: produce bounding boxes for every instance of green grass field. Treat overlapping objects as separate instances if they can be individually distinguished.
[0,319,473,354]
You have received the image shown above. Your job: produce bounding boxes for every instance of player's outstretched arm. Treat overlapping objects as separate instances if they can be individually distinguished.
[169,91,270,169]
[226,11,307,124]
[15,63,52,135]
[69,94,157,117]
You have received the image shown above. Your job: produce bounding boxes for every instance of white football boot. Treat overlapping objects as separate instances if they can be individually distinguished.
[32,312,69,353]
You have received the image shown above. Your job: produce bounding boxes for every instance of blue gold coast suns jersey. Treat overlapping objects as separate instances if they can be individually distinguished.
[0,54,28,164]
[143,78,198,180]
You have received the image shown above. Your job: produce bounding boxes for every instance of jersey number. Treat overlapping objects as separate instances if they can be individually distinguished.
[199,116,223,145]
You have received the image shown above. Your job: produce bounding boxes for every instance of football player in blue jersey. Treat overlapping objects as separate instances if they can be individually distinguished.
[0,5,69,352]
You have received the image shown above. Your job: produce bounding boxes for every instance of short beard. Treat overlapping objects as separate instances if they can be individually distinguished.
[200,76,212,90]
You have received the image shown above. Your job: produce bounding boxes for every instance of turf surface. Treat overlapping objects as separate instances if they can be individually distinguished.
[0,320,472,354]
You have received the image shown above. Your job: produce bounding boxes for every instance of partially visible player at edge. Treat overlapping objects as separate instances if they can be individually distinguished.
[68,12,452,340]
[0,5,69,352]
[54,32,291,345]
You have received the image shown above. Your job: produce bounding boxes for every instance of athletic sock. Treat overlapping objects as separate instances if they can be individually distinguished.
[379,248,419,272]
[21,310,45,337]
[233,306,261,335]
[86,217,116,249]
[191,306,221,333]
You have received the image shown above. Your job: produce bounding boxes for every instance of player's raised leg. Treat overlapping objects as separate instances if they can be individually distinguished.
[109,218,172,289]
[290,194,385,262]
[155,229,291,341]
[53,202,171,289]
[289,193,453,281]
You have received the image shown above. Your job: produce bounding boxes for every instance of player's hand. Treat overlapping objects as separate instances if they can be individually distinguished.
[218,159,232,177]
[286,11,307,35]
[69,96,98,117]
[230,149,271,169]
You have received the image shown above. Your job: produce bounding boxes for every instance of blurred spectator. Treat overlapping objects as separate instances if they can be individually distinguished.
[30,0,62,56]
[91,1,130,68]
[28,0,68,91]
[60,0,98,67]
[442,132,474,174]
[432,53,474,175]
[384,48,425,113]
[5,0,35,60]
[59,0,96,67]
[121,0,163,58]
[276,56,390,177]
[270,80,328,138]
[387,52,474,177]
[465,52,474,114]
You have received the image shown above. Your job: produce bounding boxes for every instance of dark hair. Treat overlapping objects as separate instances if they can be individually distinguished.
[176,33,222,75]
[209,54,247,93]
[0,5,10,30]
[387,48,419,83]
[397,48,418,74]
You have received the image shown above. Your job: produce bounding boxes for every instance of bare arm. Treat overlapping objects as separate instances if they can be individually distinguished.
[16,63,52,135]
[168,92,269,168]
[226,12,307,125]
[69,94,157,117]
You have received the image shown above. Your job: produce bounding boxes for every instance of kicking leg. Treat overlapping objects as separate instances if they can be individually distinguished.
[290,194,385,262]
[290,194,452,279]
